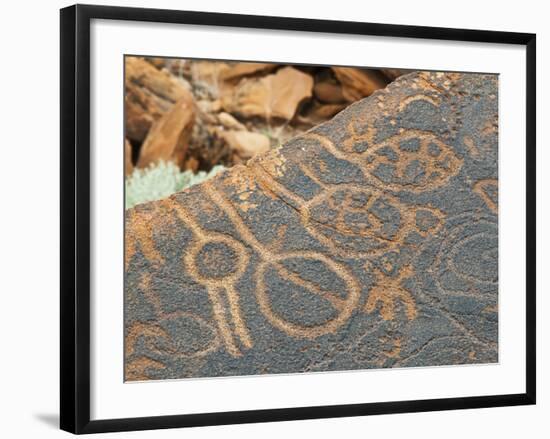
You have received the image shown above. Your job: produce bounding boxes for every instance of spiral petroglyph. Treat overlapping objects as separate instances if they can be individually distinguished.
[125,71,499,380]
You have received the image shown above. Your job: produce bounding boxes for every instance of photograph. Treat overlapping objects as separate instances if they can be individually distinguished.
[123,57,499,381]
[0,0,542,436]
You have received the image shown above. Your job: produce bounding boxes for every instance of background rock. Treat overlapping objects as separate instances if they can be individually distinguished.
[125,57,410,173]
[221,66,314,121]
[125,139,134,176]
[219,130,271,160]
[380,68,410,80]
[217,112,247,131]
[332,67,390,101]
[219,62,277,81]
[137,90,196,169]
[125,57,192,144]
[313,72,347,104]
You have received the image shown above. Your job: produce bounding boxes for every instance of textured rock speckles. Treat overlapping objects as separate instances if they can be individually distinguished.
[125,71,498,381]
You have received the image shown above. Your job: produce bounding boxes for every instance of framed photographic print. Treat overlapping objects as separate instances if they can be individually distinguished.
[60,4,536,434]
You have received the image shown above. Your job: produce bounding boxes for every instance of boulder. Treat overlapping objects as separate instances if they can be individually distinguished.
[217,112,247,131]
[332,67,389,101]
[124,139,134,177]
[219,129,270,160]
[221,66,314,121]
[136,90,195,169]
[220,62,277,81]
[125,57,192,143]
[313,78,347,104]
[380,68,410,81]
[190,61,276,84]
[125,71,499,380]
[295,101,346,127]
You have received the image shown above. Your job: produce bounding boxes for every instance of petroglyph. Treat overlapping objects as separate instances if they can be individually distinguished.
[125,71,499,380]
[364,263,418,321]
[169,199,252,357]
[474,179,498,214]
[204,179,362,339]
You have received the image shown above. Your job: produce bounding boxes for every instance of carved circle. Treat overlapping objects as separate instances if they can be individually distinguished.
[184,233,249,287]
[255,251,361,338]
[432,215,498,294]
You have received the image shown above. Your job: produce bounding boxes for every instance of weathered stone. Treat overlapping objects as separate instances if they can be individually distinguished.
[125,71,498,381]
[295,101,347,128]
[221,66,314,121]
[137,91,196,169]
[125,57,192,143]
[220,62,278,81]
[144,57,167,70]
[219,129,270,160]
[190,61,277,85]
[197,99,222,114]
[313,78,347,104]
[217,112,247,131]
[124,139,133,177]
[380,68,411,81]
[332,67,389,101]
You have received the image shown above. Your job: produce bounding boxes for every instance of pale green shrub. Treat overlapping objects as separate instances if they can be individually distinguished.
[125,161,225,209]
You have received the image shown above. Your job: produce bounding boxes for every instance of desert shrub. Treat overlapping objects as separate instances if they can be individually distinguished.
[125,161,225,209]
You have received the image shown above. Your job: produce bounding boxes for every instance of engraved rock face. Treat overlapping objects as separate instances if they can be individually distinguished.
[125,71,498,381]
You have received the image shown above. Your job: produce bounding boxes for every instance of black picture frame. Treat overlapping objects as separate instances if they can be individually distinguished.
[60,4,536,434]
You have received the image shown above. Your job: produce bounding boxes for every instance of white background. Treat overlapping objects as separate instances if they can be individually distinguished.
[91,19,526,420]
[0,0,547,437]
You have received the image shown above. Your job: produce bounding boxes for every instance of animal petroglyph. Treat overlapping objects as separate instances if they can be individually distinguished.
[125,71,499,380]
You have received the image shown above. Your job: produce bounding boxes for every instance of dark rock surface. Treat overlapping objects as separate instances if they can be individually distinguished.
[124,71,498,381]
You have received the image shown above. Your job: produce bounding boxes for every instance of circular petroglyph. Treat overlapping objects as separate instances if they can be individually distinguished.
[255,251,361,338]
[184,234,249,287]
[195,241,238,279]
[432,215,498,294]
[449,231,498,284]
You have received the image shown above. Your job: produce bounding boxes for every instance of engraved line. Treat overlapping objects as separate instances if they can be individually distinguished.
[251,161,307,208]
[203,180,272,258]
[276,264,347,311]
[208,286,241,357]
[225,285,253,349]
